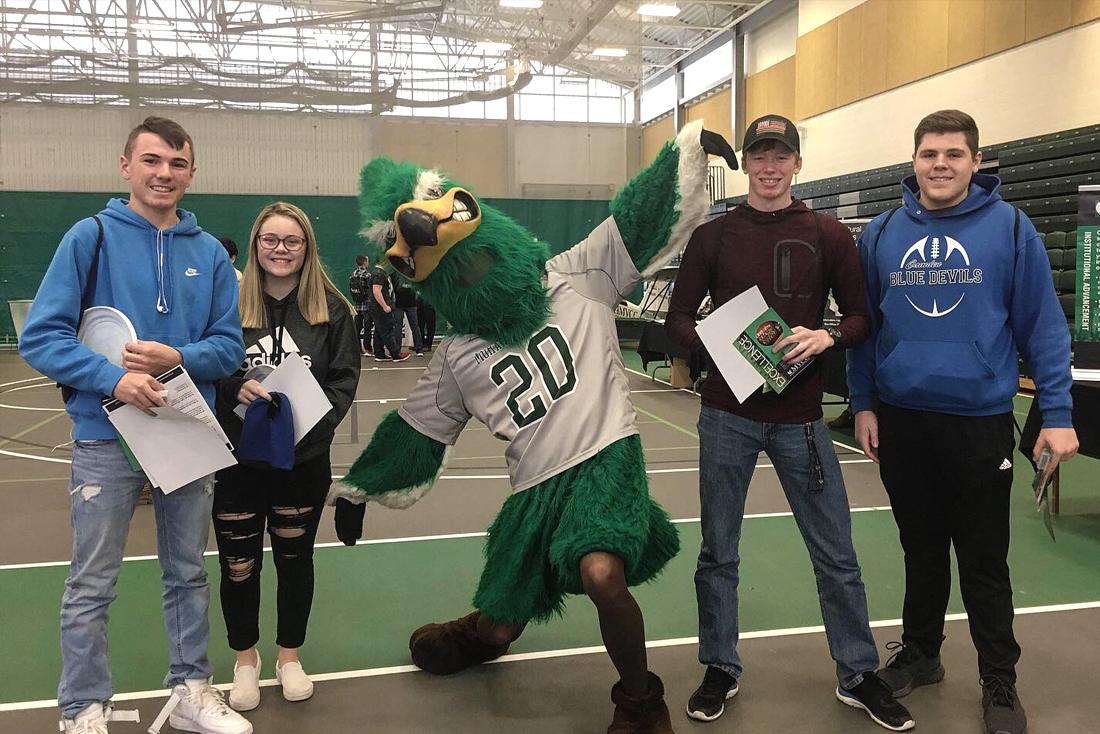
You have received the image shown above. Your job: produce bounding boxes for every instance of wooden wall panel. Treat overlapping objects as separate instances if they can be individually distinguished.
[859,0,889,100]
[795,20,838,120]
[641,115,675,165]
[684,87,733,143]
[835,4,864,108]
[1026,0,1074,40]
[984,0,1026,55]
[745,56,796,130]
[947,0,986,68]
[1073,0,1100,23]
[886,0,950,89]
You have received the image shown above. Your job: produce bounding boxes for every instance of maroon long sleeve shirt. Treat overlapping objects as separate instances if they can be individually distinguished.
[666,199,870,423]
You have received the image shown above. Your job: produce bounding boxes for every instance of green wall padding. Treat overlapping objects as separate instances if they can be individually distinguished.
[0,192,610,341]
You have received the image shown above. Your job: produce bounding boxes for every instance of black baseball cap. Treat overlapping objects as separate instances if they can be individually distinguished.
[742,114,800,154]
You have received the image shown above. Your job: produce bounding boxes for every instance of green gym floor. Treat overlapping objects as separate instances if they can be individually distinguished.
[1,349,1098,733]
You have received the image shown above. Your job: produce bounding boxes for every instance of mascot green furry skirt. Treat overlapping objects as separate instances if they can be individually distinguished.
[472,434,680,625]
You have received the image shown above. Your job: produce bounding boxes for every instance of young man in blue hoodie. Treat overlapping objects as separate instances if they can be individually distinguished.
[848,110,1079,734]
[20,117,251,734]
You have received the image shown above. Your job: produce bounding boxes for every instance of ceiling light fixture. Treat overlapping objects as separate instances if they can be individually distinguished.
[592,47,628,57]
[475,41,513,54]
[499,0,543,8]
[130,19,175,31]
[638,3,680,17]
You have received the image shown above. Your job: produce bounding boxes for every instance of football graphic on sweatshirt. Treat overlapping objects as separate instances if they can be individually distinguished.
[889,234,983,318]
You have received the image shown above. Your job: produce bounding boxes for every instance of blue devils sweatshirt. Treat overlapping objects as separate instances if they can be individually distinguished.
[847,174,1072,427]
[20,198,245,440]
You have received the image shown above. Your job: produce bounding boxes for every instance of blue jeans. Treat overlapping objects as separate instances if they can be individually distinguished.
[59,440,215,718]
[395,306,423,352]
[695,406,878,689]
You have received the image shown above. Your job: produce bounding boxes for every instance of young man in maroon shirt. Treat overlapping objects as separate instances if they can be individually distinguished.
[666,114,914,732]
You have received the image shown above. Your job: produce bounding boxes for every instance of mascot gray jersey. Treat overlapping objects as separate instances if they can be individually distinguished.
[399,217,641,493]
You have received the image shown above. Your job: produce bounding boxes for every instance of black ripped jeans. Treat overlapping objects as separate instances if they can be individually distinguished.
[212,453,331,651]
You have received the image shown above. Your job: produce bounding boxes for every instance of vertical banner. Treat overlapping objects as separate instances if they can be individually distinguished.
[1078,185,1100,342]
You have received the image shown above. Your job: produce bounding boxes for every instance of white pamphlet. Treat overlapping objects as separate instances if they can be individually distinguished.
[233,352,331,444]
[103,366,236,493]
[695,286,769,402]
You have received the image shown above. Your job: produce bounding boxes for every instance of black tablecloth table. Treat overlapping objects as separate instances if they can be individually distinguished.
[1018,380,1100,512]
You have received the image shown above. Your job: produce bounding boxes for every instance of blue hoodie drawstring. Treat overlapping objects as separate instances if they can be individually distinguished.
[156,228,170,314]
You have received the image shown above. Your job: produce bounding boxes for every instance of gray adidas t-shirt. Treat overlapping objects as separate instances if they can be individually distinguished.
[398,216,643,493]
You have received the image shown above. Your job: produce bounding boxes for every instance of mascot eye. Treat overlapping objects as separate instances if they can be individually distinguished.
[426,187,443,199]
[384,229,397,247]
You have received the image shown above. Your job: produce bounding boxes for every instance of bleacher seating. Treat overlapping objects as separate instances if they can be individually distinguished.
[1041,231,1078,325]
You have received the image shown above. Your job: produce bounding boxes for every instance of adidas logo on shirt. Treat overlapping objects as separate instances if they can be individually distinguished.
[243,331,312,368]
[998,458,1012,470]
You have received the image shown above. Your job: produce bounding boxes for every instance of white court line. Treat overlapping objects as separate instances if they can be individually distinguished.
[0,449,72,465]
[0,403,64,412]
[0,504,893,571]
[625,366,869,456]
[3,599,1097,712]
[0,376,52,390]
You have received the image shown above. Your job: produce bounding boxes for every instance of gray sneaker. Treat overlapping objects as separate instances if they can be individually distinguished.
[878,641,945,697]
[982,677,1027,734]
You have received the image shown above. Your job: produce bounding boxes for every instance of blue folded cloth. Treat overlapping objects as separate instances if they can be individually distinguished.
[237,392,295,471]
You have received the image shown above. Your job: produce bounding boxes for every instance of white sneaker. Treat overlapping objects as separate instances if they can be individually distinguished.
[229,650,261,712]
[62,703,109,734]
[276,660,314,702]
[168,679,253,734]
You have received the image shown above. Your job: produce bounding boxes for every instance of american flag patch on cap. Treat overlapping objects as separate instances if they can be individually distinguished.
[757,119,787,134]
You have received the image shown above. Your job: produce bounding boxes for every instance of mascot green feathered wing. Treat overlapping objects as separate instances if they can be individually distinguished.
[332,121,737,734]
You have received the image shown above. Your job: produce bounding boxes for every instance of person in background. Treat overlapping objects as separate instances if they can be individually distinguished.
[848,109,1078,734]
[20,115,251,734]
[349,254,374,356]
[220,237,244,283]
[393,280,424,356]
[416,291,436,351]
[212,201,360,712]
[368,259,409,362]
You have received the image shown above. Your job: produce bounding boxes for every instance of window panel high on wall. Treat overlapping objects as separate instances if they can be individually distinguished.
[640,76,676,123]
[682,41,733,101]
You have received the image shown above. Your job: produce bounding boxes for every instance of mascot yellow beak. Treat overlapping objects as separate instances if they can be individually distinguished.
[386,187,481,282]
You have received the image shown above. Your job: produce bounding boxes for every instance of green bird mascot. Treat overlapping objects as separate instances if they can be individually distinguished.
[333,121,737,733]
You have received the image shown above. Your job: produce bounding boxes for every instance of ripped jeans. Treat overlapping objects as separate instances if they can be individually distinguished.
[59,439,215,719]
[212,453,331,651]
[694,406,878,689]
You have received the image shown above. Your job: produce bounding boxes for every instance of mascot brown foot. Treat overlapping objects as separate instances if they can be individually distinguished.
[608,672,675,734]
[409,611,510,675]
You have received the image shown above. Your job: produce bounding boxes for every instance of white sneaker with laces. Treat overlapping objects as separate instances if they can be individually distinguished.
[276,660,314,702]
[168,679,253,734]
[62,702,109,734]
[229,650,261,712]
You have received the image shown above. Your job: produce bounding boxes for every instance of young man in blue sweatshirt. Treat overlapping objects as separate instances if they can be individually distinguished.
[848,110,1079,734]
[19,117,251,734]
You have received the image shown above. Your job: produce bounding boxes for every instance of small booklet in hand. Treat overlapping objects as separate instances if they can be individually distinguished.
[735,308,814,394]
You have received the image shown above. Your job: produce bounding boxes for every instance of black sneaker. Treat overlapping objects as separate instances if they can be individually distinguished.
[878,640,946,697]
[828,408,855,429]
[836,671,915,731]
[685,666,738,722]
[982,676,1027,734]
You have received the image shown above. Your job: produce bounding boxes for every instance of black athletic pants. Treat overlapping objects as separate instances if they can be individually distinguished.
[877,402,1020,684]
